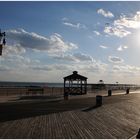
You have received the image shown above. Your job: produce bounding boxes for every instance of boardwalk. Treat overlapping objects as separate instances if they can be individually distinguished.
[0,93,140,138]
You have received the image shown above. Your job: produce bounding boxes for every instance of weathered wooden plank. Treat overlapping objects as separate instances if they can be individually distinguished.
[0,93,140,139]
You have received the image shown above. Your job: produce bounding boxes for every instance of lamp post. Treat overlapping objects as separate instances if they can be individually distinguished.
[0,29,6,55]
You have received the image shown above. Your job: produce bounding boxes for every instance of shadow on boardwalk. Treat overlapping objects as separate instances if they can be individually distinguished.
[0,95,97,122]
[0,94,133,122]
[17,95,61,100]
[82,105,100,112]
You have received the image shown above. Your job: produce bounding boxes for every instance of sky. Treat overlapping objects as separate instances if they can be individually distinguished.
[1,1,140,84]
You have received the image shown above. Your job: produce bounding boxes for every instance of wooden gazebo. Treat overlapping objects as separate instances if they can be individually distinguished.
[63,71,88,99]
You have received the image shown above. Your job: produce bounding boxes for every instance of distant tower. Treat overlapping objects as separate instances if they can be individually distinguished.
[0,29,6,55]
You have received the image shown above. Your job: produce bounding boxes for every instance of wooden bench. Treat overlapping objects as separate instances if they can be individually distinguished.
[27,87,44,95]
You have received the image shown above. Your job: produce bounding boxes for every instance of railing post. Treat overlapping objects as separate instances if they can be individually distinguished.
[126,88,130,94]
[108,90,112,96]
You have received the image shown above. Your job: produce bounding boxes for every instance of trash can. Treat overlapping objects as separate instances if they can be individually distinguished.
[108,90,112,96]
[96,95,102,106]
[126,88,129,94]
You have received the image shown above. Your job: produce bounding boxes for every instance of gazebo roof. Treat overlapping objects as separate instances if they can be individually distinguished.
[64,71,88,81]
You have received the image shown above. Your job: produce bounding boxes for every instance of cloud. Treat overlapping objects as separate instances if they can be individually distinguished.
[73,53,93,62]
[99,45,108,49]
[3,44,26,56]
[30,64,74,72]
[62,17,69,21]
[0,52,108,82]
[117,45,128,51]
[7,29,78,53]
[52,52,94,62]
[112,64,140,75]
[5,55,31,64]
[63,22,87,29]
[31,65,52,71]
[104,26,131,38]
[114,12,140,29]
[51,53,108,73]
[1,49,40,72]
[97,9,114,18]
[0,65,10,71]
[108,56,124,64]
[88,35,94,39]
[30,60,107,75]
[104,11,140,38]
[84,61,107,73]
[52,54,77,62]
[93,31,100,36]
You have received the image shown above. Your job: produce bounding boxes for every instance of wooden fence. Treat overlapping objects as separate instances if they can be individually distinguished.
[0,87,64,96]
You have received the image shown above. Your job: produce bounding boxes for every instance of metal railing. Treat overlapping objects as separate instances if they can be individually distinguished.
[0,84,140,97]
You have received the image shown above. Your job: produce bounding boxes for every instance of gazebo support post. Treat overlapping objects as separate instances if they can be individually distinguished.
[85,80,87,94]
[80,80,82,94]
[64,79,68,100]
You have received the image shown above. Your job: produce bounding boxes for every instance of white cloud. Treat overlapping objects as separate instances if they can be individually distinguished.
[6,55,30,64]
[1,50,40,72]
[114,12,140,29]
[0,65,10,71]
[0,54,108,82]
[117,45,128,51]
[63,22,87,29]
[97,9,114,18]
[7,28,78,53]
[117,46,123,51]
[84,61,107,73]
[52,54,77,62]
[30,64,75,72]
[62,17,69,21]
[104,26,131,38]
[73,53,93,62]
[31,65,52,71]
[3,44,26,56]
[99,45,108,49]
[104,11,140,38]
[112,64,140,75]
[0,43,40,69]
[51,54,108,74]
[108,56,124,64]
[52,52,94,62]
[93,31,100,36]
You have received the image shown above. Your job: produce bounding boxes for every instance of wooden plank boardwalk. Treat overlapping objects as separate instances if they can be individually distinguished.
[0,93,140,138]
